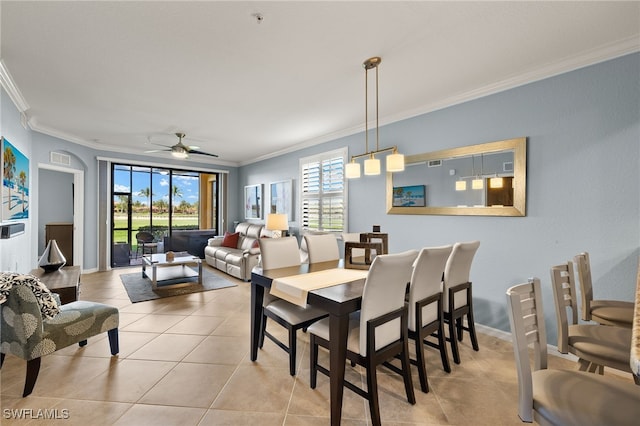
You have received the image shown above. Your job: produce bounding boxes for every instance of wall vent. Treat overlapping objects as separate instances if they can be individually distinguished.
[503,162,514,172]
[427,159,442,167]
[50,152,71,166]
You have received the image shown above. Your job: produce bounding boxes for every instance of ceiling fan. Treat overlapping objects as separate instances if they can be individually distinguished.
[145,132,218,159]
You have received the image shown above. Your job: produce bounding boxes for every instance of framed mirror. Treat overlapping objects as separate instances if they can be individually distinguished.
[386,137,526,216]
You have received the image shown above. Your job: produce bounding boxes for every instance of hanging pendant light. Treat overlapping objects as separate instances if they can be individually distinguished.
[346,57,404,178]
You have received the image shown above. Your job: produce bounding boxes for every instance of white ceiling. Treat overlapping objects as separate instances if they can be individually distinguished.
[1,1,639,167]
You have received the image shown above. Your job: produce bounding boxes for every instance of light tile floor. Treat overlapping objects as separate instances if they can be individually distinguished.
[0,265,631,425]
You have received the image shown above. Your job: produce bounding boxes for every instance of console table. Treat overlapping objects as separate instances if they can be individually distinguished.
[29,265,81,304]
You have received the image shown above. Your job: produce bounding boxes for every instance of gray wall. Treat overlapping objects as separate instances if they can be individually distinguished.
[239,53,640,340]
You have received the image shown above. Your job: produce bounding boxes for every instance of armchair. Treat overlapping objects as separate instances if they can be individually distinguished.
[0,272,119,397]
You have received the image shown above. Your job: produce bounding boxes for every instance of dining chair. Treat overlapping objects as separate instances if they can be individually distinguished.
[507,278,640,424]
[405,245,453,393]
[442,240,480,364]
[258,236,328,375]
[135,231,157,258]
[308,250,419,426]
[574,251,633,328]
[550,261,638,382]
[303,233,340,264]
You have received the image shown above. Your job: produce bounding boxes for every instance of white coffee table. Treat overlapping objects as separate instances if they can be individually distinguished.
[141,253,202,290]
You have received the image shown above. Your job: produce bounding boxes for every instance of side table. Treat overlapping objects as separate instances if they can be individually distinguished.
[29,265,81,304]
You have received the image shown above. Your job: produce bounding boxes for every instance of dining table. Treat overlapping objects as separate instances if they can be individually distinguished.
[250,259,367,426]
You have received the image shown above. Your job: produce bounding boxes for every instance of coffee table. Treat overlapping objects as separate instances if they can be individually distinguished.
[141,253,202,290]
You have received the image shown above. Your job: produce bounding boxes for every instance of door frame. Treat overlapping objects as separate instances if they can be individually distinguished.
[37,163,84,268]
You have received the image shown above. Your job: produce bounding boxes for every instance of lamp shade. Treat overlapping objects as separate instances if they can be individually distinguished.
[265,213,289,231]
[490,177,503,188]
[364,157,381,175]
[472,178,484,190]
[386,152,405,172]
[345,162,361,179]
[455,180,467,191]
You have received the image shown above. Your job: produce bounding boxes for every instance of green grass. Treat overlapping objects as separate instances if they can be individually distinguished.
[112,214,199,248]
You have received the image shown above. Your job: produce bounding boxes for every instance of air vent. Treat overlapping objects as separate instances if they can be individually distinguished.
[427,159,442,167]
[503,162,514,172]
[50,152,71,166]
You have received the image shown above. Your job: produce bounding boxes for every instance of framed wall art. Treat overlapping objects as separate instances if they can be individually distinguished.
[392,185,426,207]
[244,184,263,219]
[1,137,30,221]
[269,179,293,219]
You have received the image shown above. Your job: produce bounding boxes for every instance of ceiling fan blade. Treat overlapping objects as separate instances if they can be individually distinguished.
[144,148,171,153]
[188,149,219,157]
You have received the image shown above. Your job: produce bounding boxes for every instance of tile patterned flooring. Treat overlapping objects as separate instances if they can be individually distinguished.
[0,265,629,425]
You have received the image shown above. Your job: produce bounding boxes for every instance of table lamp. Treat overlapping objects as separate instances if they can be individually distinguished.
[266,213,289,238]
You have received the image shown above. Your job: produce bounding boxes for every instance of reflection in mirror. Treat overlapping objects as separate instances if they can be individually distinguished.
[386,138,526,216]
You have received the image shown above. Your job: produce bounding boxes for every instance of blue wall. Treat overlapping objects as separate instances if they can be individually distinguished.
[239,53,640,339]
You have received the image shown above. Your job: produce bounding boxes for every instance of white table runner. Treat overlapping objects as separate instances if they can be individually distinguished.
[269,268,368,307]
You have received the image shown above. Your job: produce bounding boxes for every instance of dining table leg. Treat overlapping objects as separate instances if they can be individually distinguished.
[329,311,350,426]
[250,283,264,361]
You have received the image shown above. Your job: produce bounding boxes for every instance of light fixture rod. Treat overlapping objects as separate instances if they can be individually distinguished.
[349,145,398,162]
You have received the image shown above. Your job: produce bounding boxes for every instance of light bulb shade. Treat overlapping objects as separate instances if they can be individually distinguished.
[345,162,361,179]
[455,180,467,191]
[265,213,289,231]
[171,149,189,159]
[472,178,484,190]
[364,157,381,175]
[490,177,503,188]
[386,152,405,172]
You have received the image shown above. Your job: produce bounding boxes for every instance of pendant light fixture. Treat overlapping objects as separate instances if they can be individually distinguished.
[345,57,404,179]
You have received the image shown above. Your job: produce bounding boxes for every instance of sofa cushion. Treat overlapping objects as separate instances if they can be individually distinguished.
[222,231,240,248]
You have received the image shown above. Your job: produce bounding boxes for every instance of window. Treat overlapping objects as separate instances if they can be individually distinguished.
[300,148,347,232]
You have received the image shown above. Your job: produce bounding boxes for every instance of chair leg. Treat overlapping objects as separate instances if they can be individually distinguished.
[414,335,429,393]
[108,328,120,355]
[401,344,416,404]
[456,317,463,342]
[310,335,318,389]
[448,317,461,364]
[437,322,451,373]
[466,312,479,351]
[365,359,382,426]
[79,340,88,347]
[288,325,297,376]
[0,353,5,368]
[23,358,41,397]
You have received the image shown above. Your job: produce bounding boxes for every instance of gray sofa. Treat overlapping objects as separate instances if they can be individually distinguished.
[204,222,267,281]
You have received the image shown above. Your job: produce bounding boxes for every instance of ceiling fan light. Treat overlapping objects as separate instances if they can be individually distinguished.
[171,150,188,159]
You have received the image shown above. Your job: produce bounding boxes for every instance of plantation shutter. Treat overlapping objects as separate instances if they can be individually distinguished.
[300,148,346,232]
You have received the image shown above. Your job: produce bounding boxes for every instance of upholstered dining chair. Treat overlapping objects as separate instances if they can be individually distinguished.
[507,278,640,424]
[442,240,480,364]
[574,252,634,328]
[258,237,327,375]
[405,245,453,393]
[303,233,340,264]
[550,261,638,383]
[0,272,119,397]
[308,250,419,426]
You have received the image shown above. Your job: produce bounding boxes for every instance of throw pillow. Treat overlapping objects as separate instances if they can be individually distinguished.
[0,272,61,319]
[251,239,259,249]
[221,231,240,248]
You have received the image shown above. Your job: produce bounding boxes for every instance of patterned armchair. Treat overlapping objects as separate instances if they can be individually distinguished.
[0,273,119,397]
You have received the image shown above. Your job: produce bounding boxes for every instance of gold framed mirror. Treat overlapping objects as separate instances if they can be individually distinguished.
[386,137,526,216]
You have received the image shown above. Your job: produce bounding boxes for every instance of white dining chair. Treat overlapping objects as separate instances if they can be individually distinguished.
[507,278,640,424]
[303,233,340,264]
[442,240,480,364]
[258,237,327,375]
[308,250,418,426]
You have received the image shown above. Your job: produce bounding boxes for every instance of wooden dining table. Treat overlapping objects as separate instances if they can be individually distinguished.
[250,259,367,426]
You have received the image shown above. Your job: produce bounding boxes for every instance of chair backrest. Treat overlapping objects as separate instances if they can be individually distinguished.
[359,250,418,356]
[506,278,548,423]
[407,245,453,332]
[442,240,480,311]
[258,237,301,269]
[304,233,340,263]
[136,231,154,243]
[573,252,594,321]
[550,261,579,353]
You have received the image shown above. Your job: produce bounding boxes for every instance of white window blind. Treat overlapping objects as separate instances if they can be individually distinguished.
[300,148,347,232]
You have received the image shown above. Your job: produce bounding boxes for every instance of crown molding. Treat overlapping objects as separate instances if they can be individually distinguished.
[0,59,30,113]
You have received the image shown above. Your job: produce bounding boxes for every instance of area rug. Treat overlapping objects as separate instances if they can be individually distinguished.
[120,267,237,303]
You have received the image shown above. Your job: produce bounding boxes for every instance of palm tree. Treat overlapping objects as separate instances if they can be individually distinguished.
[172,184,183,214]
[138,187,154,213]
[3,145,16,210]
[116,195,128,213]
[18,170,27,212]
